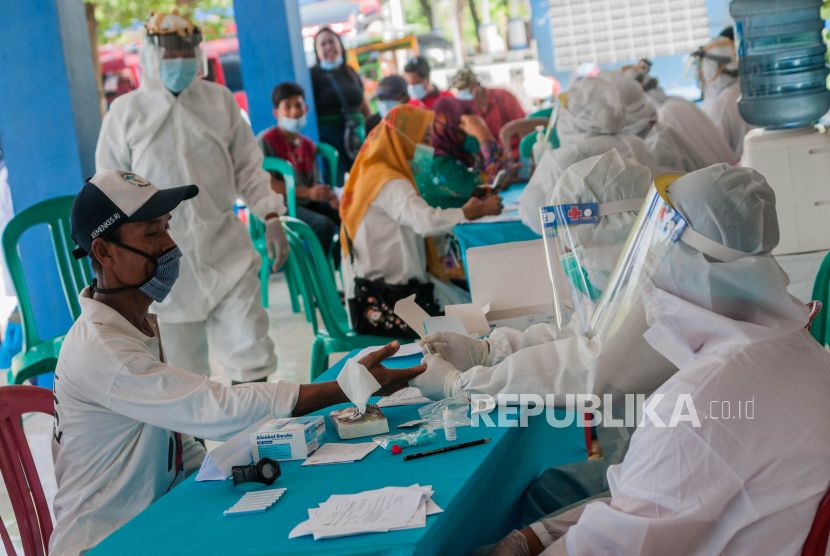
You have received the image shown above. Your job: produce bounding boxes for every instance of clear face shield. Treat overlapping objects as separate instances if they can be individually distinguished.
[589,174,755,342]
[540,196,646,334]
[149,30,207,78]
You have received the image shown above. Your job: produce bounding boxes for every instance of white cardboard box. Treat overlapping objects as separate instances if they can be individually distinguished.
[251,416,326,461]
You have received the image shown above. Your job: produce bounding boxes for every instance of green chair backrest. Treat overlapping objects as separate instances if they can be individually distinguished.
[262,156,297,217]
[2,195,92,352]
[519,127,561,159]
[281,217,351,338]
[810,250,830,347]
[249,213,267,243]
[316,143,340,187]
[528,107,553,119]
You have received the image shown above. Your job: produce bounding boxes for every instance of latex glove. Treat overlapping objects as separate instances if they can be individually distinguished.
[490,530,530,556]
[265,217,290,271]
[419,331,489,371]
[409,353,463,401]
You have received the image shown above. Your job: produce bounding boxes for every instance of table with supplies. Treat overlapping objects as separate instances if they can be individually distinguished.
[453,183,540,268]
[89,350,586,556]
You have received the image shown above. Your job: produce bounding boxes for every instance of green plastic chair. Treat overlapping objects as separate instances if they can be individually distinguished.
[519,127,561,159]
[528,107,553,119]
[2,195,93,385]
[810,250,830,347]
[281,217,411,380]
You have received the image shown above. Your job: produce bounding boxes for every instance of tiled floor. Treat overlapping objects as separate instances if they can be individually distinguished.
[0,250,826,555]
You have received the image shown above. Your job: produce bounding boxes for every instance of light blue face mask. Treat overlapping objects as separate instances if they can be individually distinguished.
[408,83,427,100]
[159,58,198,93]
[456,88,475,101]
[409,144,435,175]
[320,55,343,71]
[93,241,182,303]
[377,99,401,117]
[279,114,308,133]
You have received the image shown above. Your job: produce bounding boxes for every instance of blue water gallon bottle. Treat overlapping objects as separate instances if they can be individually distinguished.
[730,0,830,128]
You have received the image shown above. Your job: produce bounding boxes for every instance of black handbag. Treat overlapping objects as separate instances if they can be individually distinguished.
[326,71,363,160]
[343,225,441,338]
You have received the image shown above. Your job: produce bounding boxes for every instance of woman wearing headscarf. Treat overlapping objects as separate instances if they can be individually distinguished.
[310,28,372,187]
[518,77,659,235]
[416,97,513,209]
[597,70,704,175]
[340,105,502,333]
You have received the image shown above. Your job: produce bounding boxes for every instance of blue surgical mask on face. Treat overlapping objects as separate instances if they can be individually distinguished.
[320,55,343,71]
[408,83,427,100]
[159,58,198,93]
[279,114,308,133]
[377,99,401,117]
[93,241,182,303]
[456,88,475,101]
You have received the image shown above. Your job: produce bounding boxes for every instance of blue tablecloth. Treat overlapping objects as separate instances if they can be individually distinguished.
[453,184,540,269]
[90,352,586,556]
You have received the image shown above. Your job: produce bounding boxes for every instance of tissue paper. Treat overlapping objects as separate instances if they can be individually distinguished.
[337,359,381,414]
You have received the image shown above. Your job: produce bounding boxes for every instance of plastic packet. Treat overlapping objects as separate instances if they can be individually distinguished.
[373,426,437,451]
[418,396,471,427]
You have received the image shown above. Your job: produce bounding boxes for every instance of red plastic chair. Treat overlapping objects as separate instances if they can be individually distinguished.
[0,385,55,555]
[803,487,830,556]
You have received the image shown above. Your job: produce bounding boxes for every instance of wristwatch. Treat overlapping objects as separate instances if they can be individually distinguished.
[231,457,281,486]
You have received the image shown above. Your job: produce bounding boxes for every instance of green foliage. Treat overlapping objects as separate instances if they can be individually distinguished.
[87,0,233,43]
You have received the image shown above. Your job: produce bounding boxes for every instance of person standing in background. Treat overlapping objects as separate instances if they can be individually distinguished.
[310,28,371,188]
[450,68,526,156]
[95,12,290,384]
[404,56,454,110]
[365,75,410,135]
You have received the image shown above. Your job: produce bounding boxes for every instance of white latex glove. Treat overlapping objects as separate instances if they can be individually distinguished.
[419,331,489,371]
[265,217,290,271]
[409,353,463,401]
[490,530,530,556]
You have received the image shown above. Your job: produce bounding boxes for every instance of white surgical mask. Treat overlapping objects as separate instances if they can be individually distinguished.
[377,99,401,117]
[408,83,427,100]
[279,114,308,133]
[320,55,343,71]
[456,88,475,101]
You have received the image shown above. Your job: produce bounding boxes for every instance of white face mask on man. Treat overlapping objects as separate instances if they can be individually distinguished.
[279,114,308,133]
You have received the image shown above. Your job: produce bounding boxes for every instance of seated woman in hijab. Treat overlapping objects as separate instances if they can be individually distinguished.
[416,97,513,210]
[340,105,502,336]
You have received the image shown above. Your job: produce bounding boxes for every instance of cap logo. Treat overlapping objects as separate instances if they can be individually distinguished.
[121,172,151,187]
[90,213,121,239]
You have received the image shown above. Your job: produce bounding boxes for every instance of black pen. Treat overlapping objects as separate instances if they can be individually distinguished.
[403,439,491,461]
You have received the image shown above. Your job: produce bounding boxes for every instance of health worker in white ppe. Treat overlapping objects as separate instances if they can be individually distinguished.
[622,61,738,167]
[414,151,679,519]
[483,165,830,556]
[518,78,658,235]
[692,36,754,158]
[95,12,290,383]
[596,70,703,175]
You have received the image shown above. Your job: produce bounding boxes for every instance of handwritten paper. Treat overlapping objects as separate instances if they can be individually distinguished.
[301,443,377,466]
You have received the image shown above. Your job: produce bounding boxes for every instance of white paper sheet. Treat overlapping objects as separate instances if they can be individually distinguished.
[377,387,431,407]
[354,342,423,362]
[288,484,442,540]
[301,443,378,466]
[195,415,274,481]
[336,359,381,414]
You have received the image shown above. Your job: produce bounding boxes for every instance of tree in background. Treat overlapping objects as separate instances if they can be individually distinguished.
[87,0,233,43]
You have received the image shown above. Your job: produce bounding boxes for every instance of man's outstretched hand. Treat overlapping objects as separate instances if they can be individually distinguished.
[359,341,426,397]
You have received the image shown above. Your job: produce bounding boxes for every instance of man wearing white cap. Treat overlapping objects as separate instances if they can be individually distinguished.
[51,169,423,556]
[95,11,287,383]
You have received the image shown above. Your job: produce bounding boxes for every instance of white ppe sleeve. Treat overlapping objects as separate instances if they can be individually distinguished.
[182,434,207,478]
[375,179,465,236]
[95,102,133,173]
[486,323,575,365]
[460,301,676,407]
[107,349,300,442]
[227,92,287,220]
[518,150,565,235]
[530,497,610,548]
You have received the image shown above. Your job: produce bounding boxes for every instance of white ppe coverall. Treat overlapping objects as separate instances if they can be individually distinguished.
[519,78,658,235]
[597,70,703,175]
[95,46,286,382]
[700,40,754,158]
[529,167,829,556]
